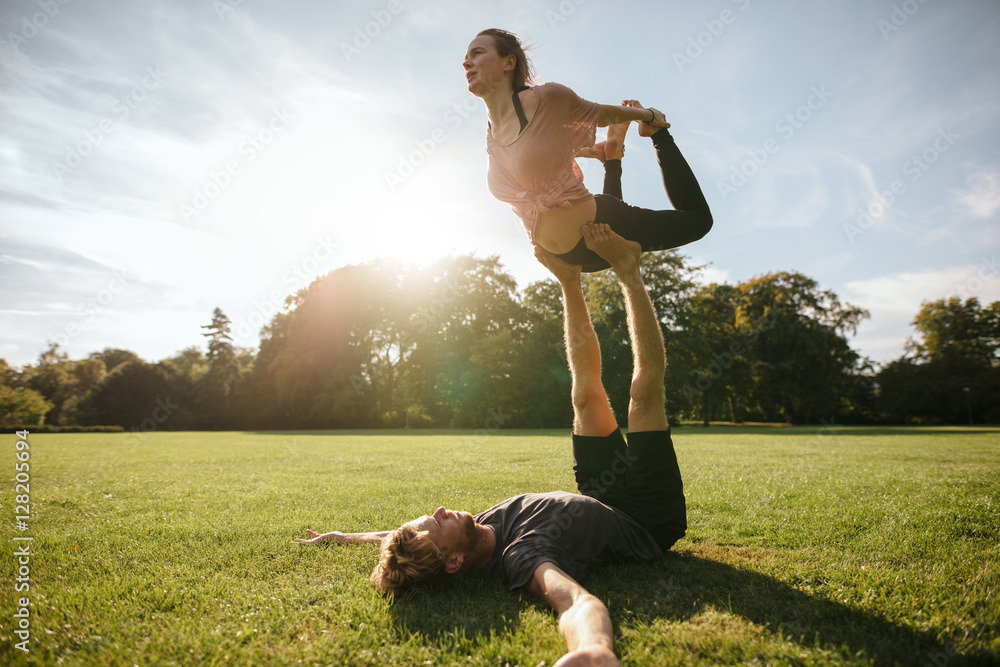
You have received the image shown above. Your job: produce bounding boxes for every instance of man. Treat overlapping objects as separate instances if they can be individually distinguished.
[296,224,686,667]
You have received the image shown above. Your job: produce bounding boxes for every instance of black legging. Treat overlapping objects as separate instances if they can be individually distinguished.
[556,128,712,273]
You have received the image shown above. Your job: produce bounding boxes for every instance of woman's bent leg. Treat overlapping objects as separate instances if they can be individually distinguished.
[556,130,712,270]
[652,128,710,213]
[599,129,712,252]
[603,159,623,200]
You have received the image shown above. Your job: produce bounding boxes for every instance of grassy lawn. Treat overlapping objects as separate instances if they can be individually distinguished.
[1,426,998,666]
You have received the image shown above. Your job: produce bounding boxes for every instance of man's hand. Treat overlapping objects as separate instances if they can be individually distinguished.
[294,529,391,545]
[554,645,621,667]
[526,563,620,665]
[294,529,345,545]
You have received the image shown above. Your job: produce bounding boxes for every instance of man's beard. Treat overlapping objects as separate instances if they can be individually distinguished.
[454,512,481,553]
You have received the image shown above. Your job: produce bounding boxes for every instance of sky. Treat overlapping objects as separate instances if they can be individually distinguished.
[2,0,999,369]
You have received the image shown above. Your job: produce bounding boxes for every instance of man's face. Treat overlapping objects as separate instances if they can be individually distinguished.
[407,506,477,554]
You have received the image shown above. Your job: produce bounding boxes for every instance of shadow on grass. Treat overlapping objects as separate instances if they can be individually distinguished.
[758,427,1000,437]
[253,427,1000,438]
[382,551,994,665]
[671,426,1000,437]
[584,552,993,666]
[386,574,525,643]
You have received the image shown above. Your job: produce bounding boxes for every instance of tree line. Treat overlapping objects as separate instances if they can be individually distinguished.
[2,252,998,431]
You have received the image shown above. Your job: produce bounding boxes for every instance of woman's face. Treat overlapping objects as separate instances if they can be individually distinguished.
[463,35,509,96]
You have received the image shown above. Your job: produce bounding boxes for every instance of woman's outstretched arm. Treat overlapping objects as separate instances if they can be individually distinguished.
[596,103,668,129]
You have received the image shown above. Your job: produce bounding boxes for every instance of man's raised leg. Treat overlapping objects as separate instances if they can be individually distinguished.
[533,246,618,437]
[581,224,668,433]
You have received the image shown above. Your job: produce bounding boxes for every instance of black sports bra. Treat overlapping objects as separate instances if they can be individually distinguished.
[512,86,530,134]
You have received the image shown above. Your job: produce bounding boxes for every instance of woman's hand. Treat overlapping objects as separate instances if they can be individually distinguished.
[646,107,670,129]
[623,100,670,135]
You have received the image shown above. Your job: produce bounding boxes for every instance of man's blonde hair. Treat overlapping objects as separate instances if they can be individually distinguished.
[370,525,447,596]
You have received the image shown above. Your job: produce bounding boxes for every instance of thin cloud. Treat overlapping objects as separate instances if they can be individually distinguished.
[953,166,1000,219]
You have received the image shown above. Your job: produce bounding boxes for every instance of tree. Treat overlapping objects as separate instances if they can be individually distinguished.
[673,283,748,425]
[61,358,107,425]
[199,308,240,427]
[728,272,868,424]
[906,297,999,367]
[89,348,143,373]
[23,343,76,425]
[878,298,1000,423]
[0,386,52,426]
[403,255,528,428]
[0,359,19,388]
[520,279,574,427]
[162,347,209,385]
[87,361,176,429]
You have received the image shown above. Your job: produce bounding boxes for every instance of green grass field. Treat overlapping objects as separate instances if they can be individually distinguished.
[1,427,998,666]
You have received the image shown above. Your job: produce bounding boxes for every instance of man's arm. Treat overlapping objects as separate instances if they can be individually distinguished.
[294,529,391,545]
[526,562,621,667]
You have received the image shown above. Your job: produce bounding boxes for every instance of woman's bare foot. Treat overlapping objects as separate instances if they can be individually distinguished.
[581,223,641,278]
[604,121,630,161]
[624,100,670,138]
[576,141,616,164]
[534,244,582,284]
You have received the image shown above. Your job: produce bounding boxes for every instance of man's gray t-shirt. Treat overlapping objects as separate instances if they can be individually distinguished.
[474,491,663,590]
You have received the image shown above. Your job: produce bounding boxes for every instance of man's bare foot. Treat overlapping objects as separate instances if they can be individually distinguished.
[534,244,582,284]
[624,100,669,138]
[581,223,640,278]
[604,121,630,161]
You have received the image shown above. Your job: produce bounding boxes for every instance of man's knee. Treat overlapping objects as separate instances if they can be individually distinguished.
[573,383,608,415]
[629,375,664,417]
[630,370,664,403]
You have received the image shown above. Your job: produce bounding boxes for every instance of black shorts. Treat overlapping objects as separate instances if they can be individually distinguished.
[572,428,686,551]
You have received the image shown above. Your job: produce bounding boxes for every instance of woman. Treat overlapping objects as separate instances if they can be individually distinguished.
[465,28,712,272]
